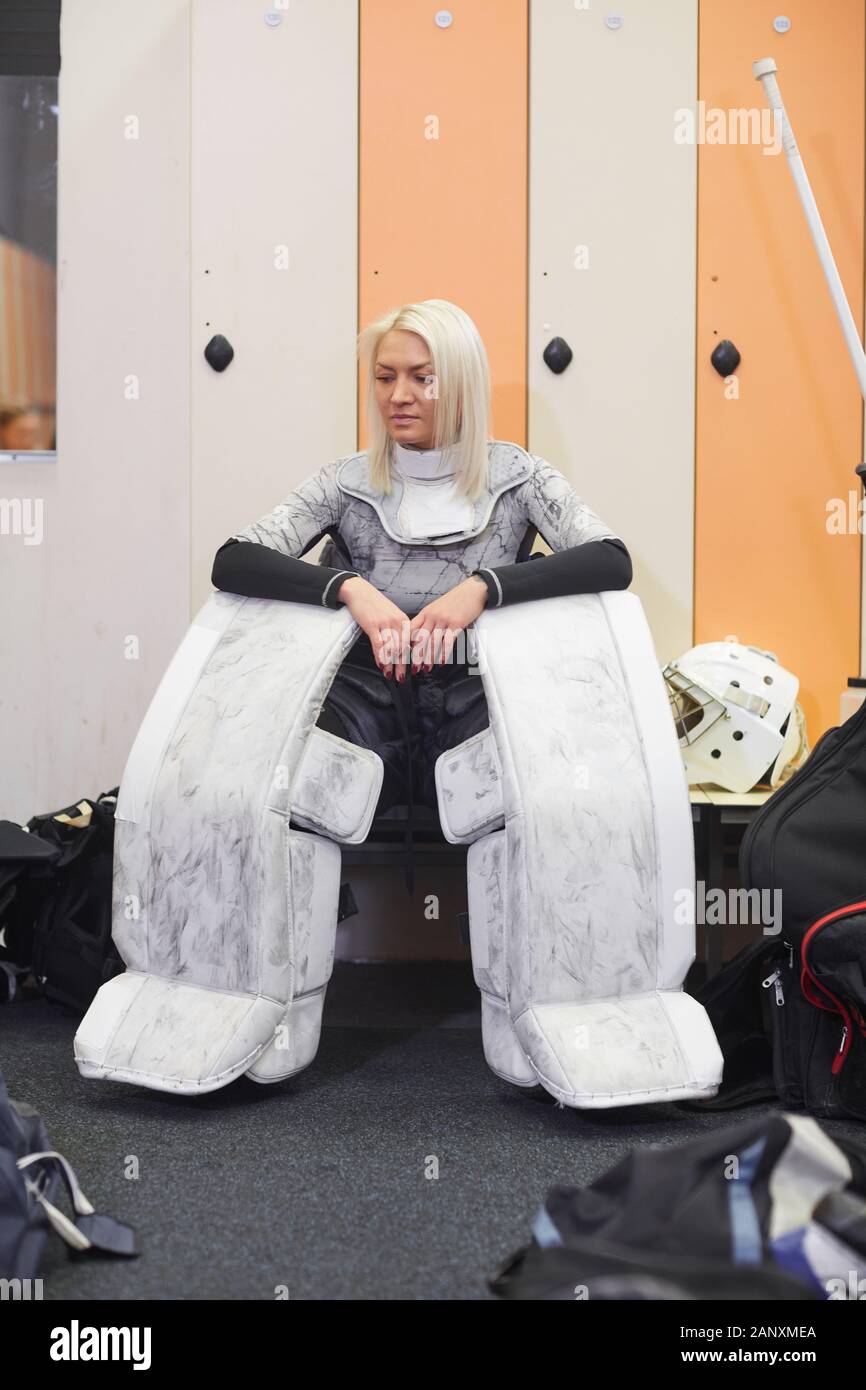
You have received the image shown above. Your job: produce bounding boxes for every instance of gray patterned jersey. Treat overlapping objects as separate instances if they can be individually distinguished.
[232,439,621,617]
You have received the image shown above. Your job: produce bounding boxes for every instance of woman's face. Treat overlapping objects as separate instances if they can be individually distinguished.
[374,330,437,449]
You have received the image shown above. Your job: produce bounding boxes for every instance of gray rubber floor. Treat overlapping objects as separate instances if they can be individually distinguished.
[4,962,865,1301]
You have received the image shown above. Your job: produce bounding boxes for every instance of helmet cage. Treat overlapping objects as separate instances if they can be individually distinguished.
[662,664,727,747]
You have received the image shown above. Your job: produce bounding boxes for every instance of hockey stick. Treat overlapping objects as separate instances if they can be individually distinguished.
[753,56,866,485]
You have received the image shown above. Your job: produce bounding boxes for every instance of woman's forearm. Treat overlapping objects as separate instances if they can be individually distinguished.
[211,538,359,609]
[471,538,632,608]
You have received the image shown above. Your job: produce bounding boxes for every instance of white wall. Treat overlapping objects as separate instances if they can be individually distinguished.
[0,0,359,824]
[0,0,191,822]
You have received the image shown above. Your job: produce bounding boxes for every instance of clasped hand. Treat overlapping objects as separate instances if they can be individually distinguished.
[338,575,488,680]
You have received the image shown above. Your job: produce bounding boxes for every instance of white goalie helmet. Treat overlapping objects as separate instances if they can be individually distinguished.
[662,638,810,794]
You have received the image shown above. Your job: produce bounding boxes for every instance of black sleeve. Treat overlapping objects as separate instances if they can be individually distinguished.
[470,537,632,608]
[211,538,360,610]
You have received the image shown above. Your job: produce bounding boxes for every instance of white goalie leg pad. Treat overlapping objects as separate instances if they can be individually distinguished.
[435,727,504,844]
[247,729,383,1082]
[245,829,339,1085]
[465,830,535,1086]
[436,726,528,1080]
[438,591,724,1108]
[74,592,381,1095]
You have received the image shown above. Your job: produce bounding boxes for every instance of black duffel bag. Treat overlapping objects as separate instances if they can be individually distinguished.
[0,789,123,1015]
[489,1111,866,1300]
[687,699,866,1119]
[0,820,60,1002]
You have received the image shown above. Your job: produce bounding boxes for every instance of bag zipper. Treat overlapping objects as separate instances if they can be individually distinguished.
[760,939,795,1003]
[800,900,866,1076]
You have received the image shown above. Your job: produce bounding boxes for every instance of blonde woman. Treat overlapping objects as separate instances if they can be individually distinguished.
[212,300,632,894]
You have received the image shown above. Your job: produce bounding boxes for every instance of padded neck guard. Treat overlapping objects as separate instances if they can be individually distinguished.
[336,441,532,546]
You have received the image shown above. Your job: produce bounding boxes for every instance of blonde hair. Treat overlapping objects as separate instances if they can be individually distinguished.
[357,299,492,502]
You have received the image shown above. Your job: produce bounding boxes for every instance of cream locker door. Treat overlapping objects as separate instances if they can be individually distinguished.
[529,0,698,666]
[190,0,359,613]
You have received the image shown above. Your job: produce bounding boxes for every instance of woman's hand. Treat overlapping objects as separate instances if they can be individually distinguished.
[337,576,414,680]
[408,576,488,673]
